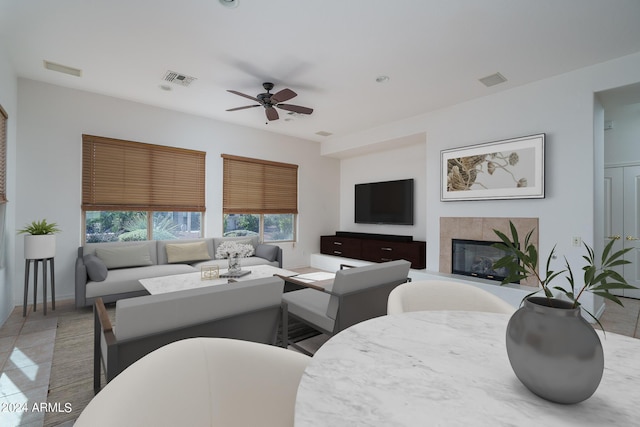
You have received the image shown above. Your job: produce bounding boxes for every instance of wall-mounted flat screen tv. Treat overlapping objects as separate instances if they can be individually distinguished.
[355,179,414,225]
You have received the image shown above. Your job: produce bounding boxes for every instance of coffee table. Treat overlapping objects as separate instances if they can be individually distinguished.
[139,265,300,295]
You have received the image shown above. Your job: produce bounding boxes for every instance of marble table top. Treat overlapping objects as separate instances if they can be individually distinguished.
[295,311,640,426]
[139,264,298,294]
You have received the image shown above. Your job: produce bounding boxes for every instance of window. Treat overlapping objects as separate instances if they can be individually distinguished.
[82,135,205,242]
[222,154,297,242]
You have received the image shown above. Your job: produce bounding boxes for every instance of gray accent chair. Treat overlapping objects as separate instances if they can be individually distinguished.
[281,260,411,351]
[94,276,284,393]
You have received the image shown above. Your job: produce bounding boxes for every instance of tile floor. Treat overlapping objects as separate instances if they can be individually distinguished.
[0,295,638,427]
[0,303,62,427]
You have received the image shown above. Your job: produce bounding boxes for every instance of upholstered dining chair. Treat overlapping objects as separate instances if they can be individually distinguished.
[76,337,311,427]
[282,259,411,351]
[387,280,515,315]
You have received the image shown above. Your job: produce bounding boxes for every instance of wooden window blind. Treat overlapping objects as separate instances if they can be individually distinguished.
[222,154,298,214]
[82,135,206,212]
[0,105,6,204]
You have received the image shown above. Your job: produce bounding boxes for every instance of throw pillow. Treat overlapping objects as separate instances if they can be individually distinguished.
[255,244,278,262]
[95,244,153,269]
[83,254,108,282]
[165,241,212,264]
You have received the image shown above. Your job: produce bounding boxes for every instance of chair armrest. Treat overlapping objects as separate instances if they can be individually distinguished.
[94,298,117,393]
[95,298,113,333]
[274,274,336,294]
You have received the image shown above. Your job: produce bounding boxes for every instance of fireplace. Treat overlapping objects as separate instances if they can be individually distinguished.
[451,239,518,284]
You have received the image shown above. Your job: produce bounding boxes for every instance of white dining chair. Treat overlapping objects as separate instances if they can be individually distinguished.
[387,280,515,315]
[75,337,311,427]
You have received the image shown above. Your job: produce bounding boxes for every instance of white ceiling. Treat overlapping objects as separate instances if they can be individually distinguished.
[2,0,640,143]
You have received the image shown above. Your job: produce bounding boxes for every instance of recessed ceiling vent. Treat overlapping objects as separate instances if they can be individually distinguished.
[315,131,333,137]
[163,71,196,87]
[43,60,82,77]
[479,72,507,87]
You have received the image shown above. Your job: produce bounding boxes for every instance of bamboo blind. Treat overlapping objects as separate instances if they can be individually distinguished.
[82,135,206,211]
[0,105,6,204]
[222,154,298,214]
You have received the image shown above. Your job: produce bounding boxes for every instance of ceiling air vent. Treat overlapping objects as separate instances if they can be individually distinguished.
[479,72,507,87]
[315,131,333,137]
[163,70,197,87]
[43,60,82,77]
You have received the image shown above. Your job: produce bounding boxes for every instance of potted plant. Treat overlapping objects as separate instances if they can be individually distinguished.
[491,221,636,404]
[18,219,61,259]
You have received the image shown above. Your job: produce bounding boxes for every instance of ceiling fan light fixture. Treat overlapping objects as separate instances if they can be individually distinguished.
[219,0,239,8]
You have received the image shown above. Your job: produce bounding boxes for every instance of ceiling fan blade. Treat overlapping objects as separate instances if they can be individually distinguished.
[265,107,279,121]
[276,104,313,115]
[226,105,261,112]
[227,90,260,103]
[271,88,297,103]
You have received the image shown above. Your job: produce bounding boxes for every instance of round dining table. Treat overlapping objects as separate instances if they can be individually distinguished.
[294,311,640,426]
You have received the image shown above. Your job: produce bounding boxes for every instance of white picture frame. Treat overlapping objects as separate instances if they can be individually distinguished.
[441,133,545,201]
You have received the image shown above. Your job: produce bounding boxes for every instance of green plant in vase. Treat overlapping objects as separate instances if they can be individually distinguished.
[18,219,61,235]
[490,220,637,404]
[18,219,61,260]
[492,221,635,326]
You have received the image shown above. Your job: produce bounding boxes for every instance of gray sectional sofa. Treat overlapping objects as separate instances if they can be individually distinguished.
[75,236,282,308]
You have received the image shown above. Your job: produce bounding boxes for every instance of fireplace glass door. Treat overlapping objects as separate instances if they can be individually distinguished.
[451,239,517,283]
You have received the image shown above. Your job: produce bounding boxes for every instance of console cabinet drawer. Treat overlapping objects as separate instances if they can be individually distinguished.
[361,240,426,269]
[321,234,426,269]
[320,236,362,259]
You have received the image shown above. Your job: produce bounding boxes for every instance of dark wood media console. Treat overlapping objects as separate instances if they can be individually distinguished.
[320,232,426,269]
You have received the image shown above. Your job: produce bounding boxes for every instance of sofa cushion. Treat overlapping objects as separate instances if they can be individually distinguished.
[96,244,153,269]
[255,244,279,262]
[282,289,334,333]
[85,240,158,265]
[165,241,212,264]
[157,238,213,265]
[84,254,108,282]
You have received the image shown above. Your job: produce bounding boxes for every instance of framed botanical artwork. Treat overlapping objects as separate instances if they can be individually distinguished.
[441,133,545,201]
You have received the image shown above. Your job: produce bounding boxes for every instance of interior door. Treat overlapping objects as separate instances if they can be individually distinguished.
[622,166,640,298]
[604,167,624,296]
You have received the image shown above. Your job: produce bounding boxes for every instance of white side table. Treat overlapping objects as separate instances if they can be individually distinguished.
[23,257,55,316]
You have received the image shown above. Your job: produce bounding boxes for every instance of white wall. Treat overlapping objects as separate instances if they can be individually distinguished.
[339,140,426,239]
[14,79,340,305]
[325,52,640,313]
[0,45,17,324]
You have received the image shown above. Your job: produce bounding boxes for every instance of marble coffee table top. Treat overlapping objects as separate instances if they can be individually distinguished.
[139,264,298,295]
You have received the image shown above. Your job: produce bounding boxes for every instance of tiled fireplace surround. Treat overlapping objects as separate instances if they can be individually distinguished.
[440,217,539,288]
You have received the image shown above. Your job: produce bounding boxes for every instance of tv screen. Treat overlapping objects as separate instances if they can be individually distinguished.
[355,179,414,225]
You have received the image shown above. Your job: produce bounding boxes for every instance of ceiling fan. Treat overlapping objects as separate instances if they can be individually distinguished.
[226,82,314,122]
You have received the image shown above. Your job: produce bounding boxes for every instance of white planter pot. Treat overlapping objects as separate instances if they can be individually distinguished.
[24,234,56,259]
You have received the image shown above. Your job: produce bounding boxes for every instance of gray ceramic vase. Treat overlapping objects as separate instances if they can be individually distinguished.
[505,297,604,404]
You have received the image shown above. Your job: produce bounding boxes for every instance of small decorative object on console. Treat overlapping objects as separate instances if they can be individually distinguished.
[200,265,220,281]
